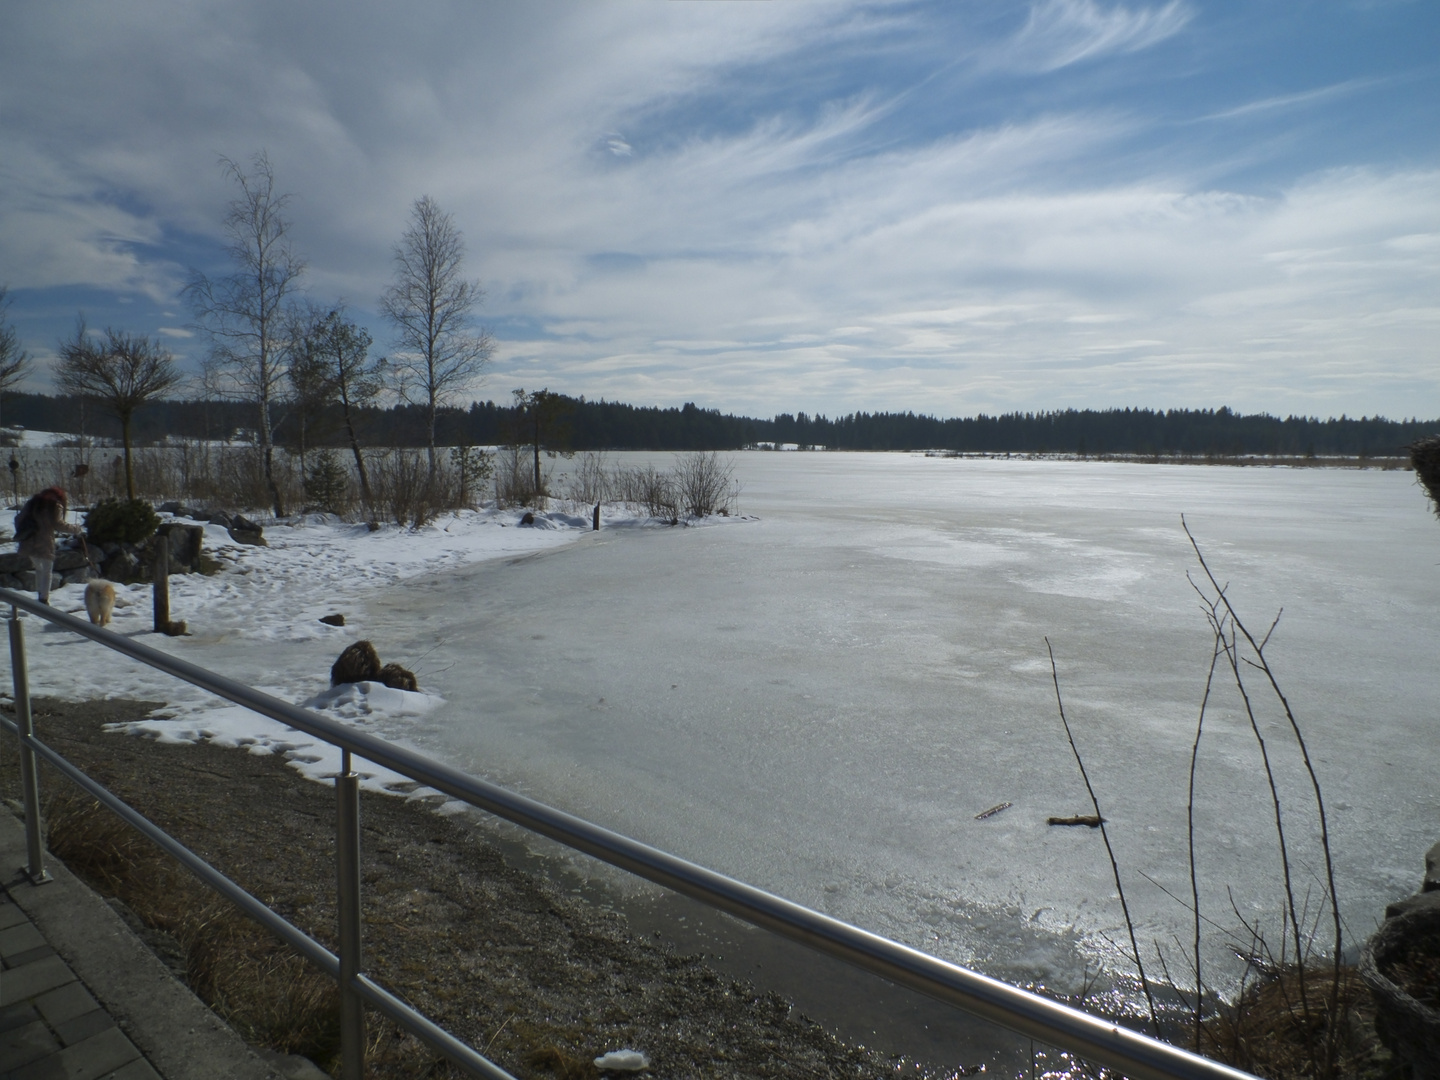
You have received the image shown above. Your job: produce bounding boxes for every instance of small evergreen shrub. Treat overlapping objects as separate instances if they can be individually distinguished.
[449,444,493,509]
[85,498,160,546]
[303,450,350,514]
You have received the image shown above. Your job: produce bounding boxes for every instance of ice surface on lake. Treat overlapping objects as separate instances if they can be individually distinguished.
[365,454,1440,997]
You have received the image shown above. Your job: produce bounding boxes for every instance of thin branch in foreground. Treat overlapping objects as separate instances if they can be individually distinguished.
[1044,637,1160,1036]
[1186,614,1223,1049]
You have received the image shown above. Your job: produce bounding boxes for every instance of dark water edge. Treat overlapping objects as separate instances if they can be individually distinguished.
[457,810,1084,1077]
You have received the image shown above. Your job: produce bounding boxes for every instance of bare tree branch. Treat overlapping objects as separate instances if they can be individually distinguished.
[381,195,492,475]
[184,151,306,515]
[55,318,180,498]
[0,287,33,429]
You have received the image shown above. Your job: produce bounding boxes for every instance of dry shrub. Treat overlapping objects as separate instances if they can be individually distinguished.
[1202,965,1394,1079]
[672,451,738,517]
[494,445,545,508]
[371,448,448,528]
[1408,435,1440,517]
[45,791,342,1066]
[558,451,610,505]
[613,463,676,520]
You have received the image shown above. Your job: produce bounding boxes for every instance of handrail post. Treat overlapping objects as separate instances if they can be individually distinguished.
[337,748,366,1079]
[8,608,50,884]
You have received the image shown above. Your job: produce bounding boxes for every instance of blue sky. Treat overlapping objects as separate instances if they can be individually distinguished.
[1,1,1436,419]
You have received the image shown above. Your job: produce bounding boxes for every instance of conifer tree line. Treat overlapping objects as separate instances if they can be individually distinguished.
[2,391,1433,459]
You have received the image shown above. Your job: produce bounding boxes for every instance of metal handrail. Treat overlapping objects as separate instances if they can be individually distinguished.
[0,587,1258,1080]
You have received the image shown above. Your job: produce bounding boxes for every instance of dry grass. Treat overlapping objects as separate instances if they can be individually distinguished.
[1201,964,1400,1079]
[524,1044,600,1080]
[44,791,346,1069]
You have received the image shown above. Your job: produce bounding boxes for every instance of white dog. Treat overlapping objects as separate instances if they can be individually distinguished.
[84,580,116,628]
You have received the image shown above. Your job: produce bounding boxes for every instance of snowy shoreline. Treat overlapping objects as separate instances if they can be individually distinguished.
[6,502,751,797]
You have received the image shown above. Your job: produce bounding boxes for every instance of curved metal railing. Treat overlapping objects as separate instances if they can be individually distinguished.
[0,587,1257,1080]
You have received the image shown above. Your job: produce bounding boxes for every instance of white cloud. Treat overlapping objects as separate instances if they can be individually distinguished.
[0,1,1433,419]
[1006,0,1193,72]
[1200,78,1382,122]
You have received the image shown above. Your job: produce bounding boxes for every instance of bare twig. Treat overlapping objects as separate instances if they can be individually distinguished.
[1045,638,1160,1036]
[1185,516,1344,1077]
[1187,610,1223,1049]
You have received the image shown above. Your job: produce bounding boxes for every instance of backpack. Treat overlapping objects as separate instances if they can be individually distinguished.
[13,498,38,545]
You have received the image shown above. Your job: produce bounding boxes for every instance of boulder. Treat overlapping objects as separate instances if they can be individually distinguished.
[319,614,346,627]
[54,547,89,572]
[228,514,266,546]
[0,551,30,574]
[208,510,233,528]
[331,641,381,686]
[153,523,205,573]
[101,548,141,583]
[1387,891,1440,921]
[378,663,418,692]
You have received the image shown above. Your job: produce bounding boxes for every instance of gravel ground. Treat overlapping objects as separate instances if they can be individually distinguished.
[0,697,978,1079]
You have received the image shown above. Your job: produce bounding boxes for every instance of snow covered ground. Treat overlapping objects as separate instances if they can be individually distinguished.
[5,501,704,792]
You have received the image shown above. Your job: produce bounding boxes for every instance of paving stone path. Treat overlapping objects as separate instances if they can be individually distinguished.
[0,810,281,1080]
[1,885,158,1079]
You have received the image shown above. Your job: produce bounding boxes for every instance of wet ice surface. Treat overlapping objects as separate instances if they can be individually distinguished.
[366,454,1440,1007]
[11,451,1437,1061]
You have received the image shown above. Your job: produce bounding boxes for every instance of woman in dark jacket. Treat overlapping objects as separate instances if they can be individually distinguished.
[14,487,81,603]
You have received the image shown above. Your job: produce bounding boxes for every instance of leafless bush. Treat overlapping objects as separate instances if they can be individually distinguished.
[673,451,739,517]
[615,463,677,520]
[371,449,448,528]
[494,445,546,508]
[559,451,611,505]
[1045,522,1353,1079]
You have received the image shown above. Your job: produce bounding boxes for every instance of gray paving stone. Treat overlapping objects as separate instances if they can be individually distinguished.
[0,813,282,1080]
[0,922,44,959]
[34,983,98,1028]
[0,1004,38,1035]
[0,954,74,1007]
[4,945,57,970]
[4,1025,139,1080]
[0,1017,60,1071]
[55,1008,114,1047]
[109,1057,163,1080]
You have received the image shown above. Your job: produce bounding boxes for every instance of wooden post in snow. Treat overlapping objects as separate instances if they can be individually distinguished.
[153,533,169,633]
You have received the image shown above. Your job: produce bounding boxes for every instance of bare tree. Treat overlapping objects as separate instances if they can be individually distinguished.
[0,287,32,429]
[184,152,306,515]
[380,196,492,476]
[55,319,181,498]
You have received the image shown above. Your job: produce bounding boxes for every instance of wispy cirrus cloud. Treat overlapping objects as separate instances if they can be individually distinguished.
[1005,0,1193,72]
[0,0,1434,418]
[1200,77,1384,122]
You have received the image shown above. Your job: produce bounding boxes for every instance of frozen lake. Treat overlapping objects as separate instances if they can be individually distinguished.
[369,453,1438,1015]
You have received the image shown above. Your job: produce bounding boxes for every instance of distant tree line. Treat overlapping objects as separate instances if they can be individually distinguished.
[766,406,1438,457]
[3,393,1434,459]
